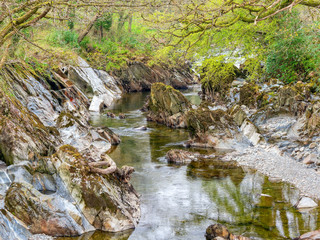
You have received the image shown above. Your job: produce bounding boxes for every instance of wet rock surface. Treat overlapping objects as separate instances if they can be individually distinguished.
[205,224,250,240]
[114,61,196,92]
[145,83,191,128]
[0,59,142,239]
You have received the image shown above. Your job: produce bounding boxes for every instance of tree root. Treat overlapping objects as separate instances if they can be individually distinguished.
[88,154,135,182]
[88,154,117,175]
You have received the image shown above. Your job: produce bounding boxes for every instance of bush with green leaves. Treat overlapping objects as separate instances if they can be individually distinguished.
[266,12,320,83]
[47,29,80,49]
[198,56,238,95]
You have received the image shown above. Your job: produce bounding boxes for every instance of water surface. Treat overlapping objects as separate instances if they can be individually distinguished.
[62,86,320,240]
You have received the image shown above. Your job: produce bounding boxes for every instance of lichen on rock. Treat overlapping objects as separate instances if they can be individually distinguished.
[146,83,191,128]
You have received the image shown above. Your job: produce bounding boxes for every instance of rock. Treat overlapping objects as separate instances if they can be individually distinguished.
[165,149,199,164]
[239,82,266,109]
[206,224,230,240]
[309,142,317,149]
[306,101,320,135]
[206,224,250,240]
[119,113,126,119]
[199,59,240,102]
[0,89,59,165]
[32,173,56,192]
[302,154,317,165]
[229,105,247,126]
[89,96,104,112]
[295,197,318,209]
[146,83,191,128]
[0,208,33,240]
[69,57,121,109]
[240,119,264,146]
[107,112,116,118]
[186,106,239,149]
[114,61,195,92]
[135,126,147,131]
[51,146,140,232]
[299,230,320,239]
[5,182,85,236]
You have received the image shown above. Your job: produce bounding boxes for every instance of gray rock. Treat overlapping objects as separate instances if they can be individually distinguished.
[296,197,318,209]
[303,154,317,165]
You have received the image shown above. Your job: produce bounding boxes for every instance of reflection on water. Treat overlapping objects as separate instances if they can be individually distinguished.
[63,86,320,240]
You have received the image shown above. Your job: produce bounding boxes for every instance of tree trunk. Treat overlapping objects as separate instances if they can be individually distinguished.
[128,15,133,33]
[78,12,101,44]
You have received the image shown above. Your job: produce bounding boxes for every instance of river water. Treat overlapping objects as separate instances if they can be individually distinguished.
[62,85,320,240]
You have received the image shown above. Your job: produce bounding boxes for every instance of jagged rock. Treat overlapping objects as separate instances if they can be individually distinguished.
[146,83,191,128]
[114,61,195,92]
[0,208,32,240]
[51,145,140,232]
[5,182,85,236]
[186,106,239,149]
[230,105,247,126]
[306,101,320,135]
[295,197,318,209]
[56,112,119,161]
[239,82,266,109]
[89,95,105,112]
[0,89,59,165]
[199,59,240,102]
[206,224,250,240]
[240,119,264,146]
[69,57,121,112]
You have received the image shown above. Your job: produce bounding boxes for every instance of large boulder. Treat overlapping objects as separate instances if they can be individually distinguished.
[0,89,59,165]
[186,105,239,149]
[146,83,191,128]
[51,145,140,232]
[5,182,85,236]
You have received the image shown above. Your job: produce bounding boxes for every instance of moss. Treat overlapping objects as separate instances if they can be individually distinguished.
[198,57,239,97]
[149,82,191,115]
[186,106,234,136]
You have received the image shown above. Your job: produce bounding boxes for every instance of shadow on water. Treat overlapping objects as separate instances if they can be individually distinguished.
[67,86,320,240]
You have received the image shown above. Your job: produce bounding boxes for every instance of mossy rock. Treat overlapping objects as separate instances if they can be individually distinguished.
[148,83,191,115]
[239,82,267,109]
[51,146,140,232]
[186,106,236,136]
[199,58,240,98]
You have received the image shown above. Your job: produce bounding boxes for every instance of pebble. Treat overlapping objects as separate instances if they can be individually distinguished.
[309,143,317,149]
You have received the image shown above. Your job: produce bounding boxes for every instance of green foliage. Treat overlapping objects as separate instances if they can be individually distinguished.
[94,13,113,32]
[47,29,80,49]
[198,56,237,94]
[266,12,320,83]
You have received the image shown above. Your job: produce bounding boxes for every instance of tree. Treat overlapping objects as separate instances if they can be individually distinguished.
[145,0,320,46]
[0,0,171,67]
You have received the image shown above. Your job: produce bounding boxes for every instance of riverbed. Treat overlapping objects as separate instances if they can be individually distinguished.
[60,85,320,240]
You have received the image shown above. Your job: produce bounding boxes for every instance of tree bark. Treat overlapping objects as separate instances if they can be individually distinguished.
[78,12,101,44]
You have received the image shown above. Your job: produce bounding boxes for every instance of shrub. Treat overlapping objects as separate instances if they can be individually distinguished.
[266,12,320,83]
[198,56,238,95]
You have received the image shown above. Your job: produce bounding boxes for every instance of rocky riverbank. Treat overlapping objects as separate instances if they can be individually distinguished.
[0,56,195,239]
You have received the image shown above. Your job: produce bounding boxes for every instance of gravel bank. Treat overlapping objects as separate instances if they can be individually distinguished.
[224,145,320,200]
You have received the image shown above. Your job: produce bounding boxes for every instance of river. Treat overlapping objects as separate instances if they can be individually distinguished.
[60,85,320,240]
